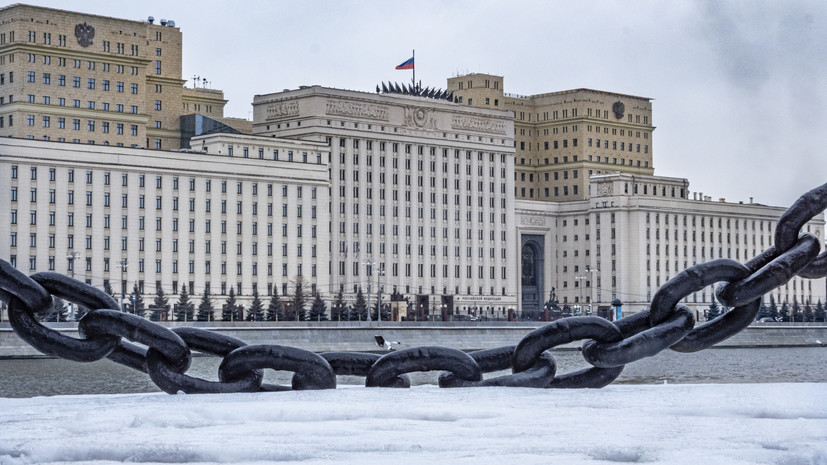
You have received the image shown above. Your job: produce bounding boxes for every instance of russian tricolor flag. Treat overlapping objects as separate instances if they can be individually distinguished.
[395,57,414,70]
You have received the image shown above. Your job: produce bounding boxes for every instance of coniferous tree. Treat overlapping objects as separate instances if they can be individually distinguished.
[756,301,771,321]
[815,300,825,322]
[103,280,117,305]
[353,287,368,321]
[309,293,328,321]
[222,288,238,321]
[130,283,145,318]
[371,300,391,321]
[768,295,780,321]
[246,290,264,321]
[791,297,802,322]
[196,290,214,321]
[330,287,346,321]
[779,301,790,322]
[265,287,284,321]
[706,298,721,321]
[290,276,308,321]
[175,284,194,321]
[150,287,169,321]
[43,297,70,322]
[803,303,815,322]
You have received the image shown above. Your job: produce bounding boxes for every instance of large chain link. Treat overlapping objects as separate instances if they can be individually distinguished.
[1,182,825,393]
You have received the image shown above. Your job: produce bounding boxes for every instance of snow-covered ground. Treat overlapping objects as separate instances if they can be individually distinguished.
[1,383,825,465]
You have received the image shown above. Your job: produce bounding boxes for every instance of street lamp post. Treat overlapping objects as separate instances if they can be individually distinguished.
[117,259,128,313]
[363,259,383,323]
[575,275,586,315]
[66,251,81,321]
[586,266,599,316]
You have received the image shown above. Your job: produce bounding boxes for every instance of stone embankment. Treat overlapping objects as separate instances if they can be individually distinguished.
[0,321,824,358]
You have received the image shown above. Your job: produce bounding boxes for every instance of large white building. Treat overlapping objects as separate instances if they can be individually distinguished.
[517,173,826,318]
[0,134,330,318]
[252,86,519,318]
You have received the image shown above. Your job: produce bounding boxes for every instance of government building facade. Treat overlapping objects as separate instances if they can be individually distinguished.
[0,135,331,314]
[251,86,519,318]
[0,4,246,151]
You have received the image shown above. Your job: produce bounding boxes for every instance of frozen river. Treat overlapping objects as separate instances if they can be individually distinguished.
[0,347,824,397]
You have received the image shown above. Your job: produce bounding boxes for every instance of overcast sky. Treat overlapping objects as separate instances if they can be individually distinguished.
[30,0,827,209]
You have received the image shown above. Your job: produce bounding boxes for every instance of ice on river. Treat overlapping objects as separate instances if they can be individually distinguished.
[1,383,825,464]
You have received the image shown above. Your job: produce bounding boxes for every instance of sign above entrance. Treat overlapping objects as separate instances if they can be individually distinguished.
[453,295,514,304]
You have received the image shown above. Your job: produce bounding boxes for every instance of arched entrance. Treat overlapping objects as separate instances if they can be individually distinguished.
[520,235,545,318]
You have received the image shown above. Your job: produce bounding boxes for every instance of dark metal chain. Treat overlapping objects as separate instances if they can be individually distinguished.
[1,182,825,394]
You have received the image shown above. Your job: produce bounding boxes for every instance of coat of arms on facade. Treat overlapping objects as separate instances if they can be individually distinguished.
[404,106,436,129]
[75,23,95,47]
[612,101,625,119]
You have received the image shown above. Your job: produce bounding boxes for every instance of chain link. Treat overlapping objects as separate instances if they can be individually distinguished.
[0,183,825,393]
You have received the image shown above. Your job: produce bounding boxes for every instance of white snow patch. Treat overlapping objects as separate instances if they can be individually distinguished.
[0,383,825,464]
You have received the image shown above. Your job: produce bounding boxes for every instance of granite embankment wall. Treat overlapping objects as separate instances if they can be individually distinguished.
[1,321,825,358]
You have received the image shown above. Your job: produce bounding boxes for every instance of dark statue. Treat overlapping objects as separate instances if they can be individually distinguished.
[521,245,536,286]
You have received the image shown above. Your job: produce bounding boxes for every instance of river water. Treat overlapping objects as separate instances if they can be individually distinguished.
[0,347,824,398]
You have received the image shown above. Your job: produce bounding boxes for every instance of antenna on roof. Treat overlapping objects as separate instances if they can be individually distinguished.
[147,16,154,24]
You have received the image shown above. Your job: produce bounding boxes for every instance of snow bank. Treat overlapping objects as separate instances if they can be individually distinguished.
[1,383,825,464]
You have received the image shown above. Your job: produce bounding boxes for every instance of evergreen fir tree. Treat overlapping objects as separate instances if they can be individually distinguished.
[779,301,790,322]
[246,290,264,321]
[150,287,169,321]
[103,280,117,305]
[196,290,214,321]
[768,295,779,321]
[815,300,825,322]
[265,287,284,321]
[756,301,770,321]
[791,297,802,322]
[222,288,238,321]
[175,284,194,321]
[353,287,368,321]
[803,303,815,322]
[330,287,346,321]
[382,302,391,321]
[706,298,721,321]
[291,276,308,321]
[130,283,145,318]
[309,293,328,321]
[371,300,391,321]
[43,297,70,322]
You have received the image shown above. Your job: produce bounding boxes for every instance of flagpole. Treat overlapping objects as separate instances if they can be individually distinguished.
[412,49,416,91]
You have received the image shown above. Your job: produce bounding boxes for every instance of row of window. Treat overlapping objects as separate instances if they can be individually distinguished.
[225,145,322,164]
[10,167,316,198]
[335,139,510,164]
[24,30,151,56]
[519,185,580,198]
[13,49,163,75]
[6,254,318,282]
[24,115,139,135]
